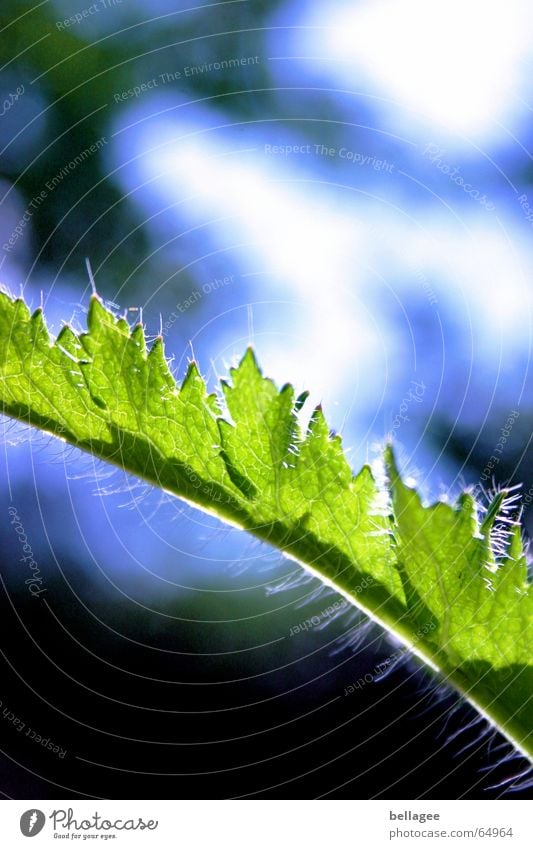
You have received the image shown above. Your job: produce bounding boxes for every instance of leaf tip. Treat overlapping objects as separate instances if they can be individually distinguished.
[182,359,201,385]
[307,403,328,437]
[149,334,165,358]
[295,390,309,412]
[384,443,399,481]
[87,293,111,331]
[238,346,261,374]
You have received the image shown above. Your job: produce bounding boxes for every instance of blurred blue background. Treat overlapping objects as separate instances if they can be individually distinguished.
[0,0,531,799]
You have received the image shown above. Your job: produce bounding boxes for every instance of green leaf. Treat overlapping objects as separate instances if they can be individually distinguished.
[0,291,531,759]
[385,448,532,755]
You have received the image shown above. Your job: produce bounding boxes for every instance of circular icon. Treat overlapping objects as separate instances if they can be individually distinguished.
[20,810,46,837]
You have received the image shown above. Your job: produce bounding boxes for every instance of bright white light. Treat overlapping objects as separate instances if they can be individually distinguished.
[132,118,533,351]
[374,212,533,348]
[422,221,532,343]
[132,118,384,407]
[149,131,354,293]
[121,112,532,431]
[315,0,532,137]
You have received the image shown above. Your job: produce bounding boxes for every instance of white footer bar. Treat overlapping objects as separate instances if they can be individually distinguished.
[1,799,529,847]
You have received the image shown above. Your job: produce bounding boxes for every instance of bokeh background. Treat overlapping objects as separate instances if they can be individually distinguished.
[0,0,532,799]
